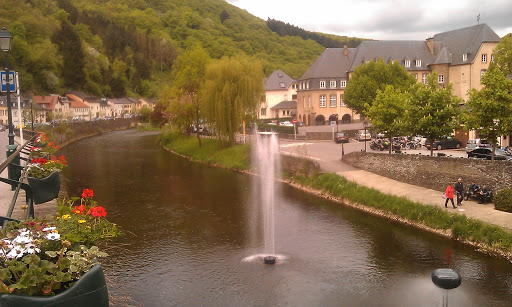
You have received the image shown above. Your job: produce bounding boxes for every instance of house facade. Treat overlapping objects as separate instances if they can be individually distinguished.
[260,70,297,120]
[297,24,501,138]
[32,95,72,121]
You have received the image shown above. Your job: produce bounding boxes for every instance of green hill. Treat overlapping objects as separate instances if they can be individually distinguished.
[0,0,367,97]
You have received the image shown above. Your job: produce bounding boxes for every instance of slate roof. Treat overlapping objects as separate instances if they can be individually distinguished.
[350,41,433,72]
[264,70,294,91]
[109,98,135,105]
[301,48,356,79]
[431,24,500,65]
[270,101,297,110]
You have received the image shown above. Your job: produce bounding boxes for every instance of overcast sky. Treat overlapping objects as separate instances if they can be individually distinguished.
[227,0,512,40]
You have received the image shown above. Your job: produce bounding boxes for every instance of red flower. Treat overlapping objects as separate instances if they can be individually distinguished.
[31,158,47,164]
[87,206,107,218]
[81,188,94,199]
[73,205,87,215]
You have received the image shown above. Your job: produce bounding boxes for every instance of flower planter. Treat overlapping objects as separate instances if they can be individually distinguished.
[0,264,109,307]
[27,172,61,204]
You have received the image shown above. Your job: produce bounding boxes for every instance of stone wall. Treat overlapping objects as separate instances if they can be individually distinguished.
[281,154,320,178]
[343,152,512,192]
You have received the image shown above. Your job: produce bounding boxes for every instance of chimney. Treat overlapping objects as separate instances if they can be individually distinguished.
[343,45,348,56]
[426,37,434,55]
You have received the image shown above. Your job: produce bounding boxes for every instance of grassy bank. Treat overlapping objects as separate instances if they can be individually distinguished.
[159,130,251,170]
[292,173,512,257]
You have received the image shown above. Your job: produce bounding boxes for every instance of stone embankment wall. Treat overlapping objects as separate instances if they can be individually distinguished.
[281,154,320,178]
[343,152,512,192]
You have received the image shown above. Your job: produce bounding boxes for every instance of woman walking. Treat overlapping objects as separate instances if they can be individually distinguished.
[445,184,457,209]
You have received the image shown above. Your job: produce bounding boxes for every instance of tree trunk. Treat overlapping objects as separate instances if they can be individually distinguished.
[196,109,202,148]
[388,135,393,154]
[430,137,434,157]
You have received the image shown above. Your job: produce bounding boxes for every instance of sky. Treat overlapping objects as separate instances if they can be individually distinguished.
[226,0,512,40]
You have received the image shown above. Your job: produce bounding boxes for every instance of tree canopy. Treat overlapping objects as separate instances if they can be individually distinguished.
[367,85,408,153]
[202,56,264,144]
[342,59,416,116]
[493,33,512,77]
[465,63,512,160]
[408,73,462,156]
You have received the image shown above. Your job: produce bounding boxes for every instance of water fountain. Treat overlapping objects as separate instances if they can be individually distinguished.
[253,132,280,264]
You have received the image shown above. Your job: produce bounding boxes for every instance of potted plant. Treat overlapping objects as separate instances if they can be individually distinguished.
[26,156,67,204]
[0,189,121,306]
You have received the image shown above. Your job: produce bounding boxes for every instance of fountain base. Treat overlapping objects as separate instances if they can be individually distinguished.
[264,256,276,264]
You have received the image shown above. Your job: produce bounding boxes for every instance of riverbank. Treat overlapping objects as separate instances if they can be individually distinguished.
[160,132,512,261]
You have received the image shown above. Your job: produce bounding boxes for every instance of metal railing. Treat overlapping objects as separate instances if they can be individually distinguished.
[0,132,39,227]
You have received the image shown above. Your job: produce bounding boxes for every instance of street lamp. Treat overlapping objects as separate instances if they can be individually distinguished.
[1,26,19,186]
[363,120,369,152]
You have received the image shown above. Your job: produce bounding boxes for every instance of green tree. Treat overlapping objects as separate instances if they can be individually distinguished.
[408,72,462,156]
[465,63,512,160]
[367,85,408,153]
[202,56,264,145]
[343,59,416,116]
[139,106,152,122]
[161,46,210,146]
[493,33,512,77]
[52,19,86,88]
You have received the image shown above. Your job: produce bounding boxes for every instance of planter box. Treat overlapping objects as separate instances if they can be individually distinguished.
[0,264,109,307]
[27,172,60,204]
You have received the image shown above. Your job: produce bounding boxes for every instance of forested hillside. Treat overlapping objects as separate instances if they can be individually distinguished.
[0,0,366,98]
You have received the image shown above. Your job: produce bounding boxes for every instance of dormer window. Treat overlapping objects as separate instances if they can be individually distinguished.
[320,81,326,89]
[405,60,410,67]
[415,60,421,67]
[279,82,285,88]
[340,81,346,88]
[463,53,468,61]
[330,80,336,88]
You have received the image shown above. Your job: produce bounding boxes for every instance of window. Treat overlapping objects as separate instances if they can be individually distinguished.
[340,81,346,88]
[330,94,337,107]
[463,53,468,61]
[330,80,336,88]
[491,54,495,62]
[260,108,267,116]
[280,82,285,88]
[438,75,444,83]
[481,69,487,79]
[319,95,326,107]
[481,54,487,63]
[308,96,311,108]
[320,81,326,89]
[422,73,428,84]
[299,83,303,90]
[307,81,309,89]
[416,60,421,67]
[340,95,345,106]
[282,111,286,116]
[405,60,410,67]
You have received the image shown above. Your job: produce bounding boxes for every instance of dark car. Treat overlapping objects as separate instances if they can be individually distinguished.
[334,132,349,143]
[0,125,5,132]
[425,136,462,150]
[467,148,512,161]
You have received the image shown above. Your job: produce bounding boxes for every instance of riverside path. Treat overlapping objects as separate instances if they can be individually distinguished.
[278,138,512,231]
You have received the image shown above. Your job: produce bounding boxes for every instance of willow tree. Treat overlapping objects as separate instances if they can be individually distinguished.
[202,56,264,145]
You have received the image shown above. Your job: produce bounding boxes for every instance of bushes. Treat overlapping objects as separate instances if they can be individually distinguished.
[257,124,297,134]
[494,188,512,212]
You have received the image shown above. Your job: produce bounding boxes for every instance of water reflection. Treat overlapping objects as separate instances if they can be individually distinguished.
[60,130,512,306]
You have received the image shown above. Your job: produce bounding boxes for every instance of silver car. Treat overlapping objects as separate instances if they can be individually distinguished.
[466,139,491,153]
[355,129,371,141]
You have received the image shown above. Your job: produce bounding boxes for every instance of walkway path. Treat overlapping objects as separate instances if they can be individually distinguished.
[280,139,512,231]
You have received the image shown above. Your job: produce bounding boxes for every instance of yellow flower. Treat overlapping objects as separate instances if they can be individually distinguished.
[56,216,60,220]
[62,214,71,220]
[86,226,91,229]
[78,219,86,224]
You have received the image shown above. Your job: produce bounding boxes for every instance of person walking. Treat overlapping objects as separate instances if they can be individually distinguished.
[444,184,456,209]
[454,178,464,206]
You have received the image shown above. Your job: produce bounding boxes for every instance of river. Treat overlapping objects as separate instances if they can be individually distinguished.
[60,130,512,306]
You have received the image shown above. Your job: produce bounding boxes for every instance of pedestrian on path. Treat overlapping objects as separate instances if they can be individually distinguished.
[454,178,464,206]
[444,184,456,209]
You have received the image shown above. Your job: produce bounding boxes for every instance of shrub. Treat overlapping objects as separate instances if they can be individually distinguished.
[494,188,512,212]
[257,124,297,134]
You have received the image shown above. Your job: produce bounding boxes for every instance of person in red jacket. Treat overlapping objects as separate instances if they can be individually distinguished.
[445,184,456,209]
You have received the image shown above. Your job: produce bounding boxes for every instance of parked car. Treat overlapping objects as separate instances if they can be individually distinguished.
[279,121,293,127]
[467,148,512,161]
[296,121,306,127]
[354,129,371,141]
[425,136,462,150]
[465,139,491,153]
[0,125,5,132]
[334,132,349,143]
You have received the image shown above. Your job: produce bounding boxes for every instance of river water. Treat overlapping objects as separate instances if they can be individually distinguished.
[60,130,512,306]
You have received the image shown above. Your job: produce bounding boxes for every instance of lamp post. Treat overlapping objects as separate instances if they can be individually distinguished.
[363,120,369,152]
[1,26,19,187]
[336,114,339,133]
